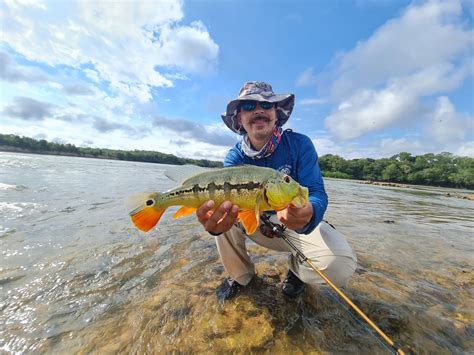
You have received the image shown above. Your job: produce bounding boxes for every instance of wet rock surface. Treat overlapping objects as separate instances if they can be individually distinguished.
[35,238,473,354]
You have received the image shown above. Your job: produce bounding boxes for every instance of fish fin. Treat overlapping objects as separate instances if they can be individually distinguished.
[238,210,258,235]
[128,192,165,232]
[164,165,214,184]
[173,206,197,219]
[130,206,165,232]
[255,192,262,227]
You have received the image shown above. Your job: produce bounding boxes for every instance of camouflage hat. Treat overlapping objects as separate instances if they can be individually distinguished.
[221,81,295,135]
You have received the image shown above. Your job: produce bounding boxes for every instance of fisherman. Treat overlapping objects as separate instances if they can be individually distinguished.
[196,81,357,301]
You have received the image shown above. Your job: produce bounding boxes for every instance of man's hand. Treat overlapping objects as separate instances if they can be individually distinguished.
[277,203,313,230]
[196,200,239,235]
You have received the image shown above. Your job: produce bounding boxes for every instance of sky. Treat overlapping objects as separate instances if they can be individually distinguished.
[1,0,473,161]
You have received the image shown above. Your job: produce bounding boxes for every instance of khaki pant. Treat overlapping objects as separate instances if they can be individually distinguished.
[215,217,357,287]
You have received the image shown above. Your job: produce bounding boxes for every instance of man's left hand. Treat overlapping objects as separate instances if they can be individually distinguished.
[277,203,313,230]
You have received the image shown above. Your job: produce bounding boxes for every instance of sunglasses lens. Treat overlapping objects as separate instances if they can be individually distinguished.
[241,101,274,111]
[260,102,273,109]
[241,101,257,111]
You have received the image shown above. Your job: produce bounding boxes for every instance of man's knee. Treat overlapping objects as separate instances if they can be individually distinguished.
[319,255,356,287]
[299,254,356,287]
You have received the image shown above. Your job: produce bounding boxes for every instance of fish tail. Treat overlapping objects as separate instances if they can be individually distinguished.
[128,192,166,232]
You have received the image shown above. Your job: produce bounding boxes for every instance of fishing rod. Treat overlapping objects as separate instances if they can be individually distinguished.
[259,215,405,355]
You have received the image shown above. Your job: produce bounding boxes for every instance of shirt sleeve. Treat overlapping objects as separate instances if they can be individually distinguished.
[294,136,328,234]
[223,144,244,167]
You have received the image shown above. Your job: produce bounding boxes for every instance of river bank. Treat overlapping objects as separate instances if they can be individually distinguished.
[356,179,474,200]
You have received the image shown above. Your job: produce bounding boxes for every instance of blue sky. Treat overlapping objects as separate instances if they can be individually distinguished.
[1,0,473,160]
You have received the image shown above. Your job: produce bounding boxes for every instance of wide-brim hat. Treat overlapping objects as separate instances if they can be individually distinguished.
[221,81,295,135]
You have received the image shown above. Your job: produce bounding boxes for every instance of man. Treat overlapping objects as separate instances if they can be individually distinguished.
[196,81,356,301]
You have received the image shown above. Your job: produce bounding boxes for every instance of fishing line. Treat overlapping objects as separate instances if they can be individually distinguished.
[284,234,321,248]
[259,215,406,355]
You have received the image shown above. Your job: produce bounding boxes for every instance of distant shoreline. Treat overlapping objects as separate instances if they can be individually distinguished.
[0,146,123,161]
[1,134,472,190]
[0,134,222,168]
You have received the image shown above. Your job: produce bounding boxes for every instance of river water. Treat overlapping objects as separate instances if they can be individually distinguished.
[0,152,472,353]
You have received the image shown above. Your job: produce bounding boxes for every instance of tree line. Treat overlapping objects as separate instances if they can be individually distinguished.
[319,152,473,189]
[1,134,472,189]
[0,134,221,168]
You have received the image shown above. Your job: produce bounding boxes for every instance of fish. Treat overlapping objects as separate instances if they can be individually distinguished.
[128,165,309,235]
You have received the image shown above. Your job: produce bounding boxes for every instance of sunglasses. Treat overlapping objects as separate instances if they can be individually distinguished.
[240,100,274,112]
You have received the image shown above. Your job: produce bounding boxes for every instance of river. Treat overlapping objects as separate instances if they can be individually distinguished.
[0,152,472,353]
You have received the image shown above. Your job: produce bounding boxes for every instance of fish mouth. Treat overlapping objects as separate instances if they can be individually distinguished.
[291,187,309,208]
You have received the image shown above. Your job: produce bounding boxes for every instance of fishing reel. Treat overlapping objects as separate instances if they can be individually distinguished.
[259,214,286,239]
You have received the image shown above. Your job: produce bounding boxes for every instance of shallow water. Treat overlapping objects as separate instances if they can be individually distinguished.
[0,152,472,353]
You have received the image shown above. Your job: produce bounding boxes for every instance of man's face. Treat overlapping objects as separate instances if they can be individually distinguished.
[238,101,277,144]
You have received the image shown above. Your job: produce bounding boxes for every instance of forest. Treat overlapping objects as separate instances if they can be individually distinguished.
[0,134,221,168]
[319,152,473,189]
[1,134,472,189]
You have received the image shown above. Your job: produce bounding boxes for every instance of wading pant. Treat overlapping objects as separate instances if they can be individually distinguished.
[215,217,357,287]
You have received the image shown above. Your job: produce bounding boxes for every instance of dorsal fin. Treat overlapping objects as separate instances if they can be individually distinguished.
[164,165,214,184]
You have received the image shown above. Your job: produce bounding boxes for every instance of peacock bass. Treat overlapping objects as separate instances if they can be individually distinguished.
[128,165,309,235]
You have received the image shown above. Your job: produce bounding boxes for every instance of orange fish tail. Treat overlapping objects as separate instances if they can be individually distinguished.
[130,207,166,232]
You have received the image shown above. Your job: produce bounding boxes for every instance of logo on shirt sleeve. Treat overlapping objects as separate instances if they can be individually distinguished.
[278,164,292,175]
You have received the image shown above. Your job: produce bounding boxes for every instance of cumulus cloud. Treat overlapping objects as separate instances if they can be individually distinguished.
[325,82,419,140]
[0,51,48,83]
[456,141,473,157]
[159,21,219,74]
[377,138,425,158]
[1,0,219,102]
[153,116,235,147]
[2,96,56,120]
[426,96,470,143]
[328,1,472,100]
[323,0,473,142]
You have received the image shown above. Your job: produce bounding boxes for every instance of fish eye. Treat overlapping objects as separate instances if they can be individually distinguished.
[284,175,291,183]
[146,199,154,206]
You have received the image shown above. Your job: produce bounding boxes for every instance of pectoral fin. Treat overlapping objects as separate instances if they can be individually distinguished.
[238,210,258,235]
[255,192,262,227]
[173,206,197,219]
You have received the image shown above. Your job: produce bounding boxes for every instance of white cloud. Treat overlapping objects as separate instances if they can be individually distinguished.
[325,83,419,140]
[426,96,470,143]
[456,141,474,157]
[323,0,473,145]
[0,0,219,102]
[159,21,219,74]
[328,1,472,100]
[377,138,425,158]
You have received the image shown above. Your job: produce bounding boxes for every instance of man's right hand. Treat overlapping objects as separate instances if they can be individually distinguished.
[196,200,239,235]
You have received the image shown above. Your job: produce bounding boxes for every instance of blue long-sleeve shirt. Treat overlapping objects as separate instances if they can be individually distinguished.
[223,130,328,234]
